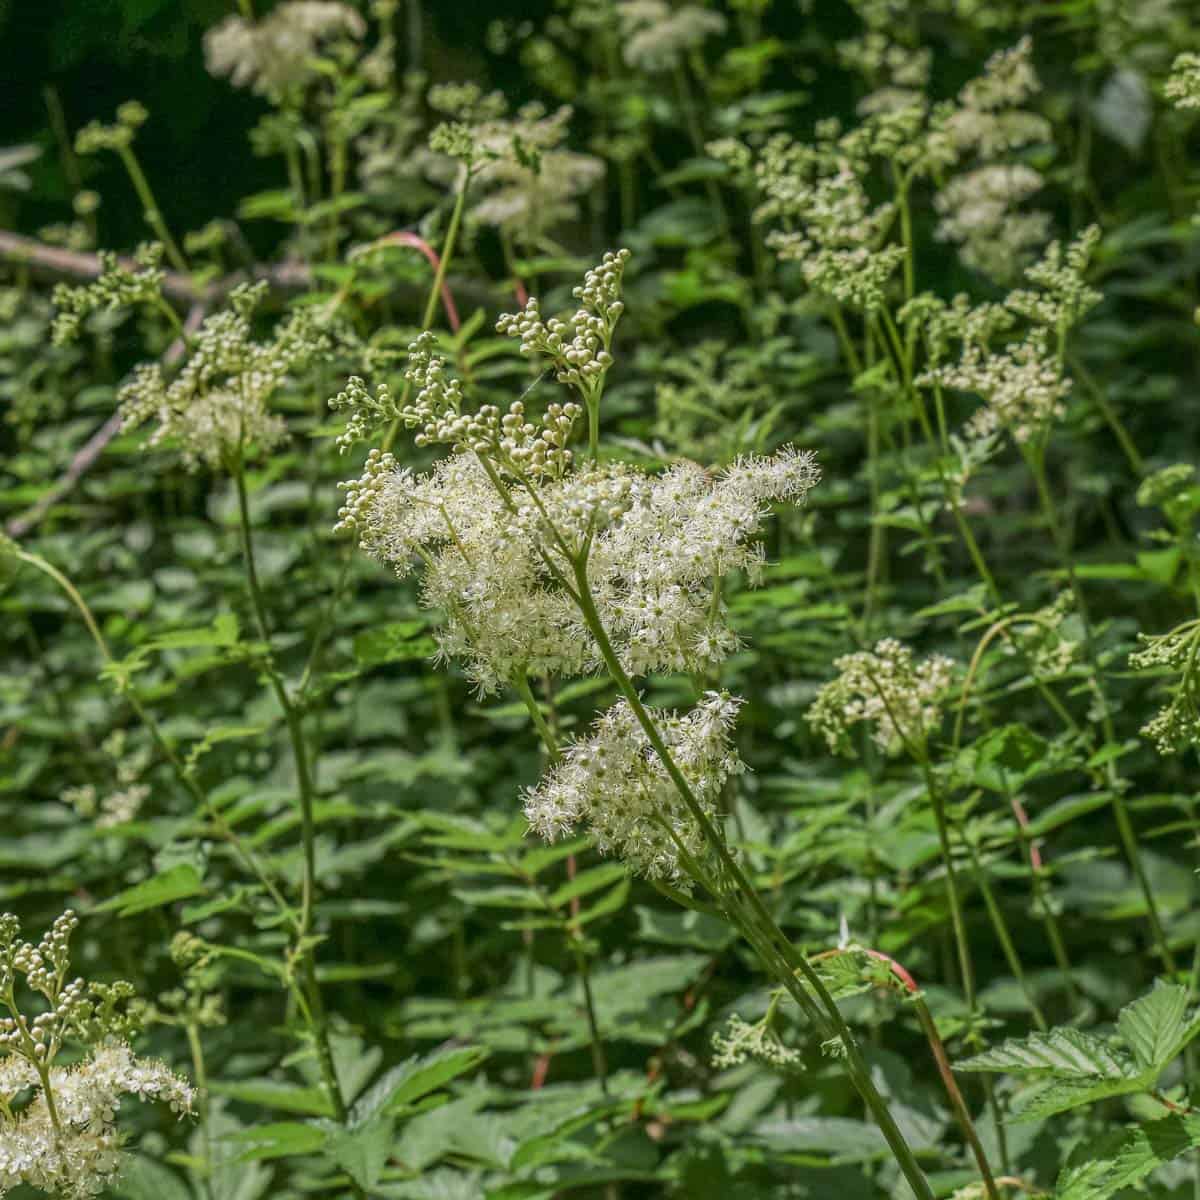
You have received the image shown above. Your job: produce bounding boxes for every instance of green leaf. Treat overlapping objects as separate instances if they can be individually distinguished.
[1010,1075,1148,1122]
[320,1114,393,1187]
[354,621,437,666]
[225,1121,328,1162]
[548,863,628,909]
[209,1079,334,1117]
[149,612,240,650]
[113,1155,193,1200]
[1117,980,1198,1072]
[352,1045,490,1122]
[1056,1114,1200,1199]
[94,863,206,916]
[958,1027,1134,1080]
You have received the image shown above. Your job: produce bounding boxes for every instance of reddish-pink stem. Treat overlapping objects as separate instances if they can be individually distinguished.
[376,231,461,332]
[814,946,999,1200]
[1009,795,1043,871]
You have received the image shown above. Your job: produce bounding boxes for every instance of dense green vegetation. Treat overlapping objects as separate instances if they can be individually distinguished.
[4,1,1200,1196]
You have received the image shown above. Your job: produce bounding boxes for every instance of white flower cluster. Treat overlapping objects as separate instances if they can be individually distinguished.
[469,103,604,246]
[711,1010,801,1070]
[0,1043,193,1199]
[750,137,901,312]
[616,0,726,73]
[1167,52,1200,109]
[497,249,630,407]
[338,443,819,693]
[809,638,955,757]
[1130,622,1200,754]
[118,283,328,471]
[918,228,1101,446]
[935,38,1053,281]
[0,911,193,1198]
[204,1,366,97]
[62,783,148,829]
[523,693,743,882]
[929,335,1069,446]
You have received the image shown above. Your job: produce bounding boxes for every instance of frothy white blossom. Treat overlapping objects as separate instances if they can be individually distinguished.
[809,639,955,757]
[523,692,744,882]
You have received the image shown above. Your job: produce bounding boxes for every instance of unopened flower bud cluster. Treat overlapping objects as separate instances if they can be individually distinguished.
[711,1008,801,1070]
[73,101,148,157]
[51,243,166,345]
[119,281,329,471]
[918,229,1101,447]
[809,638,955,757]
[1166,52,1200,110]
[523,693,744,883]
[496,249,629,405]
[0,911,193,1198]
[1130,621,1200,754]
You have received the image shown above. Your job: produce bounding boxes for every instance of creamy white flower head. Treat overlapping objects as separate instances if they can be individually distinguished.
[468,104,604,245]
[935,165,1050,282]
[204,1,366,97]
[338,441,817,693]
[809,638,955,757]
[922,332,1069,446]
[118,284,327,471]
[0,1043,193,1199]
[711,1009,801,1070]
[617,0,726,72]
[523,692,744,882]
[1167,52,1200,110]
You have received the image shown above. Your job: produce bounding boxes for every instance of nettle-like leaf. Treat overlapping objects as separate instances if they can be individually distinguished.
[960,981,1200,1123]
[1117,980,1200,1072]
[1055,1114,1200,1200]
[958,1027,1134,1081]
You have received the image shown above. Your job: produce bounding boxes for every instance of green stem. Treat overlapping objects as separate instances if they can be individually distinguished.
[963,837,1047,1031]
[918,760,976,1006]
[186,1022,216,1200]
[231,465,350,1128]
[1024,447,1176,974]
[569,558,935,1200]
[117,146,188,273]
[381,163,472,453]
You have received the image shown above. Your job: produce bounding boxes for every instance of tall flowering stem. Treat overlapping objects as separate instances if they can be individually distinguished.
[230,463,350,1131]
[567,555,937,1200]
[1022,442,1176,975]
[813,947,1000,1200]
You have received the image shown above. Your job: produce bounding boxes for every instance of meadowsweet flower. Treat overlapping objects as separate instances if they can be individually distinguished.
[50,243,166,345]
[468,104,603,246]
[752,138,900,312]
[936,38,1052,281]
[923,333,1069,446]
[337,254,820,692]
[711,1009,801,1069]
[809,639,955,757]
[523,693,743,882]
[934,166,1050,281]
[204,1,366,97]
[616,1,726,73]
[1166,52,1200,109]
[1130,622,1200,753]
[1004,226,1103,333]
[0,911,194,1199]
[118,283,329,470]
[0,1043,193,1199]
